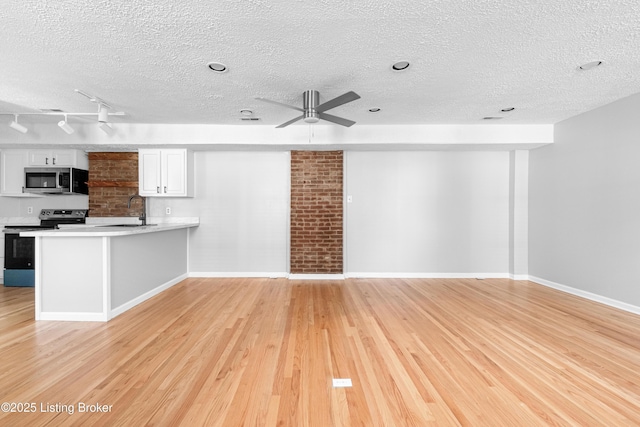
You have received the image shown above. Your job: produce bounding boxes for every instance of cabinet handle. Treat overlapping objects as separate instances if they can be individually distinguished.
[52,157,56,165]
[157,186,160,193]
[45,157,49,165]
[164,186,167,193]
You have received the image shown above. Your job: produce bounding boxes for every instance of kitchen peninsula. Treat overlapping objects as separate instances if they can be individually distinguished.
[22,219,198,321]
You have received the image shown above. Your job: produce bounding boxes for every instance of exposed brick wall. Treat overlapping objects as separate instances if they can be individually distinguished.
[88,152,140,217]
[290,151,343,274]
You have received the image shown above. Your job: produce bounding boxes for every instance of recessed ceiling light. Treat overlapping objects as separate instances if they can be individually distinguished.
[500,107,515,112]
[240,117,260,121]
[483,116,503,120]
[207,62,228,73]
[391,61,410,71]
[368,108,381,112]
[240,109,253,116]
[578,61,602,71]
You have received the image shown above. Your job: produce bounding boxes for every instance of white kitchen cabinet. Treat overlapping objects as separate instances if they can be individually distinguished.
[28,149,88,168]
[0,150,28,194]
[138,149,194,197]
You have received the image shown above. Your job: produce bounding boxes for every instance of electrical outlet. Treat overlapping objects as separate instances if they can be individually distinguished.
[165,207,172,215]
[27,206,33,214]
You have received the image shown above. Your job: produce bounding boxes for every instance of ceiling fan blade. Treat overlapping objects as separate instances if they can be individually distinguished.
[318,112,356,127]
[276,115,304,128]
[255,97,304,112]
[316,91,360,113]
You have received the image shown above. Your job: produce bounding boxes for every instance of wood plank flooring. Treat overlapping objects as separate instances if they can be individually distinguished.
[1,278,640,426]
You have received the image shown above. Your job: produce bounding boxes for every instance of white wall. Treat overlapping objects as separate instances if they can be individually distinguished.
[509,150,529,279]
[0,195,88,218]
[345,151,510,276]
[529,93,640,309]
[164,151,290,276]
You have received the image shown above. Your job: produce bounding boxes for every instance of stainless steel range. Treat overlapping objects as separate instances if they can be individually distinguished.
[3,209,88,287]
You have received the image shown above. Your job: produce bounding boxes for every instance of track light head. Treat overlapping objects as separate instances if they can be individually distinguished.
[98,121,114,135]
[9,115,28,134]
[98,104,109,123]
[58,115,74,134]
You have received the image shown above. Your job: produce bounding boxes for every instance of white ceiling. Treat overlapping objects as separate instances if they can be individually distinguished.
[1,0,640,129]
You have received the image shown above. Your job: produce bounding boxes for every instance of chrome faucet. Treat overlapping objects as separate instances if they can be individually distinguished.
[128,194,147,225]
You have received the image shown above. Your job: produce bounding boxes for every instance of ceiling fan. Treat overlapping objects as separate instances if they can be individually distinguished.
[256,90,360,128]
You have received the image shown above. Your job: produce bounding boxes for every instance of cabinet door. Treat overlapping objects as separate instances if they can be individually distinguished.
[138,149,162,196]
[28,150,52,166]
[28,150,82,167]
[51,150,76,166]
[161,150,187,196]
[1,151,28,194]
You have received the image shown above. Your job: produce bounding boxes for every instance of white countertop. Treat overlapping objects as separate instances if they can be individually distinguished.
[0,217,40,226]
[20,217,199,237]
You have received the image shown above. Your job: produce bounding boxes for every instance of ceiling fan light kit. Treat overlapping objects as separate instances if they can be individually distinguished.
[257,89,361,128]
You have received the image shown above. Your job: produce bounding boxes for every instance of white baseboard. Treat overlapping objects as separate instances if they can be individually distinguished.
[344,272,511,279]
[38,312,108,322]
[288,274,345,280]
[109,273,188,320]
[189,272,288,278]
[509,274,530,280]
[528,275,640,316]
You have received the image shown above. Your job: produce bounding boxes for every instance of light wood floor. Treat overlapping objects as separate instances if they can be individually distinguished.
[1,278,640,426]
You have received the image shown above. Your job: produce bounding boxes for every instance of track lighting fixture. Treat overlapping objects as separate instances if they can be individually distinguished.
[1,90,124,134]
[98,121,115,135]
[9,115,28,133]
[98,104,109,123]
[58,115,74,134]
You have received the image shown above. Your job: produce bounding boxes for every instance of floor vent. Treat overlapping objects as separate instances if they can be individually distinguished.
[332,378,352,388]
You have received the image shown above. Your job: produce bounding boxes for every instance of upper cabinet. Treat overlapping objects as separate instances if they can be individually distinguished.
[1,149,88,196]
[138,149,194,197]
[0,150,29,195]
[28,149,89,169]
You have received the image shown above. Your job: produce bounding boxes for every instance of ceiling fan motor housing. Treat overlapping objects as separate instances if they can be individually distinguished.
[303,90,320,123]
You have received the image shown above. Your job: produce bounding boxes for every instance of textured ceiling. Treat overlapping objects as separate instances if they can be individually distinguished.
[1,0,640,128]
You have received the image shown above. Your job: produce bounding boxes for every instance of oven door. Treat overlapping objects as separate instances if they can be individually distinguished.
[4,233,35,269]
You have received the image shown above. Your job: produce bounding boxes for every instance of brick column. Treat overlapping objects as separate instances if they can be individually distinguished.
[290,151,343,274]
[88,152,140,217]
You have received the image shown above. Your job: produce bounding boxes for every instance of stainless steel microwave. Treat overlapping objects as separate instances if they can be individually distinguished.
[24,167,89,195]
